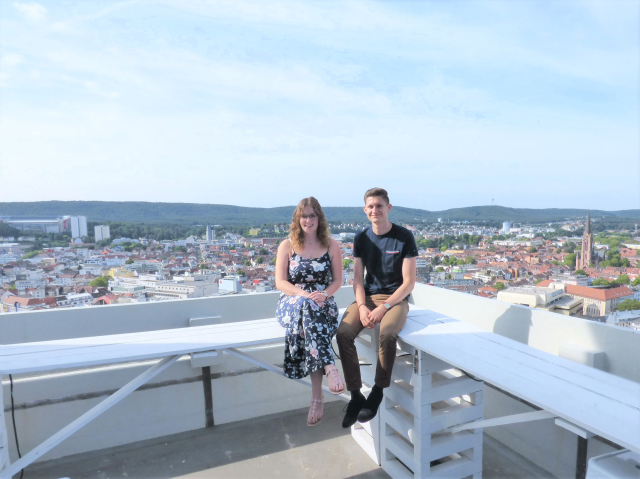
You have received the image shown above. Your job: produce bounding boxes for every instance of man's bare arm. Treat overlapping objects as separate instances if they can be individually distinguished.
[353,257,374,328]
[368,256,417,324]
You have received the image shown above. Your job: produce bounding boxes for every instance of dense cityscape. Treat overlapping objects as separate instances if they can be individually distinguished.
[2,212,639,330]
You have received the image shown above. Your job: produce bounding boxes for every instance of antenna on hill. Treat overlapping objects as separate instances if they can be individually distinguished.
[492,198,494,206]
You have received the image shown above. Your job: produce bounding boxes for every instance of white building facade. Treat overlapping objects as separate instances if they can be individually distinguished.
[70,216,88,239]
[95,225,110,242]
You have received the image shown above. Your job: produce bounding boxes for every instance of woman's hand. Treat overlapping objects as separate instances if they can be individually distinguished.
[307,291,326,306]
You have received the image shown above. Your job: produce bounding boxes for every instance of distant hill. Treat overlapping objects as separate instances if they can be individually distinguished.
[0,201,638,225]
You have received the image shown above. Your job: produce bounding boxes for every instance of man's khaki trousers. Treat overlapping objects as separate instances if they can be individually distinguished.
[336,295,409,391]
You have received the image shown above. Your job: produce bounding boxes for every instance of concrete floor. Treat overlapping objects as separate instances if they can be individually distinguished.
[26,402,553,479]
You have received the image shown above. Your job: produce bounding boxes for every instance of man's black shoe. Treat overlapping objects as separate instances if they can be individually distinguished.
[357,387,384,423]
[342,393,366,428]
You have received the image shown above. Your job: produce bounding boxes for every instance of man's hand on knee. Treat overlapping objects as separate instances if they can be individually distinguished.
[358,304,375,329]
[367,304,387,325]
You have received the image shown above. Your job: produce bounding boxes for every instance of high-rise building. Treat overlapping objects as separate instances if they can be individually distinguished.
[502,222,511,233]
[95,225,111,242]
[206,225,215,242]
[70,216,88,239]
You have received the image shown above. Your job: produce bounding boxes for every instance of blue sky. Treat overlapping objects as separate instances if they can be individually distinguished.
[0,0,638,211]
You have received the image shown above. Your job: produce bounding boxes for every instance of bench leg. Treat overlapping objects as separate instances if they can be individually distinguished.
[0,355,181,479]
[0,381,10,474]
[576,436,588,479]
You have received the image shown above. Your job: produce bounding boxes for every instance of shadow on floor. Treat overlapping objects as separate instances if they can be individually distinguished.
[27,401,388,479]
[27,402,555,479]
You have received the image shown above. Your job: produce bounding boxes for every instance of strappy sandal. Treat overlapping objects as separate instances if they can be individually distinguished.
[307,396,324,427]
[326,367,345,395]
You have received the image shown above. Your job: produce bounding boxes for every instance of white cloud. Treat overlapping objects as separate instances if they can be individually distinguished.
[1,52,23,66]
[12,2,47,22]
[84,81,120,99]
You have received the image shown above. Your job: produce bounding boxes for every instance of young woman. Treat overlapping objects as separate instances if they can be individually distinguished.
[275,197,345,426]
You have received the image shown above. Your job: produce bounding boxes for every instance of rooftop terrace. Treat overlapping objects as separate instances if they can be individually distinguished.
[2,283,639,478]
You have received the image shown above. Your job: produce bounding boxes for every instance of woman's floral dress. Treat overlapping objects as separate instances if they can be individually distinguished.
[276,251,339,379]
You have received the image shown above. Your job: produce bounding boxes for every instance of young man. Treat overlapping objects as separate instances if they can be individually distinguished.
[336,187,417,428]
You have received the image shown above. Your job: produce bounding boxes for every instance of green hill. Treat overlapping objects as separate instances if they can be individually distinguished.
[0,201,638,225]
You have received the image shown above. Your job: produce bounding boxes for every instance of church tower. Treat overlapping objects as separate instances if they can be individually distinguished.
[576,211,593,270]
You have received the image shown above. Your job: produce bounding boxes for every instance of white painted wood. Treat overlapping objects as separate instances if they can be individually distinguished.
[406,310,640,397]
[0,385,9,474]
[0,320,287,374]
[381,343,483,479]
[555,418,595,439]
[421,375,483,406]
[0,309,350,477]
[188,315,222,327]
[400,310,640,455]
[445,410,557,433]
[223,348,350,402]
[382,458,414,479]
[431,455,476,478]
[352,325,381,465]
[385,380,417,417]
[391,357,413,383]
[385,432,416,471]
[0,355,181,479]
[189,315,224,367]
[190,350,225,368]
[0,318,279,356]
[385,405,414,443]
[429,402,483,435]
[424,430,482,463]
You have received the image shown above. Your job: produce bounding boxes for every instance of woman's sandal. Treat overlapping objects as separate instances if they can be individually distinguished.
[326,367,345,395]
[307,396,324,427]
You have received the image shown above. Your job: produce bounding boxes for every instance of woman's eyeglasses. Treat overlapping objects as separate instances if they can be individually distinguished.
[301,214,317,220]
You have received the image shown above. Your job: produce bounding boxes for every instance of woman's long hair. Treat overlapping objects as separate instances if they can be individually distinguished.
[289,197,331,252]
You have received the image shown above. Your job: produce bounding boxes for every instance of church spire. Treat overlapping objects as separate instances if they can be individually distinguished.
[585,211,591,235]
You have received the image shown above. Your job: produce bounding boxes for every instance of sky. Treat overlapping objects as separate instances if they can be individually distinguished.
[0,0,638,211]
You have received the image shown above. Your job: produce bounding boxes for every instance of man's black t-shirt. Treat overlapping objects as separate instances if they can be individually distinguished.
[353,223,418,295]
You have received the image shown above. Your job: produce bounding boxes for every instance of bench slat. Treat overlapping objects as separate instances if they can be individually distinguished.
[0,320,285,374]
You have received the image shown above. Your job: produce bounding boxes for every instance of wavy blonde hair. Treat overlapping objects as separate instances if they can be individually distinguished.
[289,197,331,252]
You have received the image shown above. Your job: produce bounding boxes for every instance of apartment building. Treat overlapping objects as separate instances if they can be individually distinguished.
[95,225,111,242]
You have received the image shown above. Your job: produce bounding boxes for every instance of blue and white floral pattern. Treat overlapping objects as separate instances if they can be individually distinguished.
[276,251,339,379]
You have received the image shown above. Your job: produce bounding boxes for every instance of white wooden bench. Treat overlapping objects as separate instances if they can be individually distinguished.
[0,317,345,479]
[1,307,639,479]
[369,308,640,479]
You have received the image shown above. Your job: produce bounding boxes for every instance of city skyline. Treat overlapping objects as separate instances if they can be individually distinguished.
[1,0,638,210]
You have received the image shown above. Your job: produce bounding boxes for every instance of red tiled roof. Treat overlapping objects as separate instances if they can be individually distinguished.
[536,279,553,287]
[1,296,44,306]
[565,285,633,301]
[477,291,495,298]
